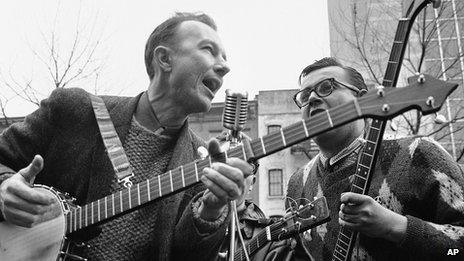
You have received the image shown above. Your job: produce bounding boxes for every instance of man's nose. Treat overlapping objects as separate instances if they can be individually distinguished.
[308,91,322,108]
[214,59,230,78]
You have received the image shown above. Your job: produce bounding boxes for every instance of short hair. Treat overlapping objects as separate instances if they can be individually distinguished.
[144,12,217,80]
[299,57,370,134]
[298,57,367,91]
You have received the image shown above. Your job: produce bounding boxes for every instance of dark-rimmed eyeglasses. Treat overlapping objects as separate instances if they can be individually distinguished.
[293,78,361,108]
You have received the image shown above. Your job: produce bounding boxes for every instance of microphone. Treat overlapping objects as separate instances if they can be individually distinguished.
[222,89,248,145]
[221,89,249,261]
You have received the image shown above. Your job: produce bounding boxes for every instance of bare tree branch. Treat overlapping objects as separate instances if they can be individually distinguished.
[1,2,107,114]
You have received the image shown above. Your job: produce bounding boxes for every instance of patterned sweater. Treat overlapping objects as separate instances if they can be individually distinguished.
[286,137,464,261]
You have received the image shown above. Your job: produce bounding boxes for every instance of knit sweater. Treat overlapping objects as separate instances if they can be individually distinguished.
[83,118,176,260]
[287,137,464,261]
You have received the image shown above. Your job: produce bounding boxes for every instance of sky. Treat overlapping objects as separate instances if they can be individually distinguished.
[0,0,330,117]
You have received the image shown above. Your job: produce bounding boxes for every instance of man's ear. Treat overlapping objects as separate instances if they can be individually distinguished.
[153,46,172,72]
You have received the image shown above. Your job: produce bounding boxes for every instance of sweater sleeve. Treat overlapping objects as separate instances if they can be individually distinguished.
[0,98,56,174]
[0,88,95,175]
[172,192,230,261]
[0,92,58,221]
[398,137,464,259]
[0,88,92,221]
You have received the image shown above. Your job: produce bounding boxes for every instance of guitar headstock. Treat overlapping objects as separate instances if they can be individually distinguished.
[270,196,330,241]
[359,74,458,120]
[402,0,440,19]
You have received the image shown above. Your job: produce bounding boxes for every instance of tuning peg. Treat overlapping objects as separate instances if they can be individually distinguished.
[417,74,426,83]
[376,85,385,97]
[426,96,435,107]
[382,104,390,112]
[434,113,447,124]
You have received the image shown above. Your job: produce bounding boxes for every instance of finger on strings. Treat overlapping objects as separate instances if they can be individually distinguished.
[340,192,369,205]
[200,175,229,202]
[209,163,244,185]
[202,168,241,198]
[225,158,254,177]
[340,202,362,214]
[339,210,359,223]
[339,218,359,229]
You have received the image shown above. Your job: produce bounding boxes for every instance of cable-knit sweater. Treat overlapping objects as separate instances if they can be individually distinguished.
[286,137,464,261]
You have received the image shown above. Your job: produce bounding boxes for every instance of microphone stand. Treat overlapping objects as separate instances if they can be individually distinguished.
[227,131,240,261]
[225,132,250,261]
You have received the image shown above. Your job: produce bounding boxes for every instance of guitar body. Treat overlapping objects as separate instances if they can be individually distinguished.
[0,185,69,261]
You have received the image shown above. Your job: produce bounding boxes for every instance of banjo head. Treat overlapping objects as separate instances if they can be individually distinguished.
[0,185,67,261]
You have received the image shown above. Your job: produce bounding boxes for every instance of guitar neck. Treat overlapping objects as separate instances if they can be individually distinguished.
[65,99,365,234]
[233,227,269,261]
[332,7,422,260]
[332,118,386,261]
[233,221,286,261]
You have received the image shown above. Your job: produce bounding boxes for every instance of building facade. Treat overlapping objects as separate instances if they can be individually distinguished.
[255,90,317,217]
[422,0,464,159]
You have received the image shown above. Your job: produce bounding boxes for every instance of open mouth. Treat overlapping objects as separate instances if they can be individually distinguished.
[310,108,326,117]
[202,78,220,94]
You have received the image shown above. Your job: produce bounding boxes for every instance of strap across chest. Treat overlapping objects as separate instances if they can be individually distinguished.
[90,95,134,188]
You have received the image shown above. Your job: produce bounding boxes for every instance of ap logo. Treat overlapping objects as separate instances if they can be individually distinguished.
[447,249,459,256]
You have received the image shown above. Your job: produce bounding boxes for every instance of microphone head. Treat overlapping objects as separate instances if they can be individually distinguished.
[223,89,248,132]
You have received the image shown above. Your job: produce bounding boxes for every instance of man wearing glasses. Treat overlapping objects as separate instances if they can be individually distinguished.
[266,57,464,260]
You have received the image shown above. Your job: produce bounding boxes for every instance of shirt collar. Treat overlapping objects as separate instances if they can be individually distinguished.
[143,91,184,135]
[319,134,365,166]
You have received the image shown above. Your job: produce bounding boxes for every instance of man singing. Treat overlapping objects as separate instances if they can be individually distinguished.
[0,12,252,260]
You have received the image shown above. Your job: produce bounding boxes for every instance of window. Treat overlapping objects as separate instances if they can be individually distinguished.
[268,169,283,196]
[267,124,281,134]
